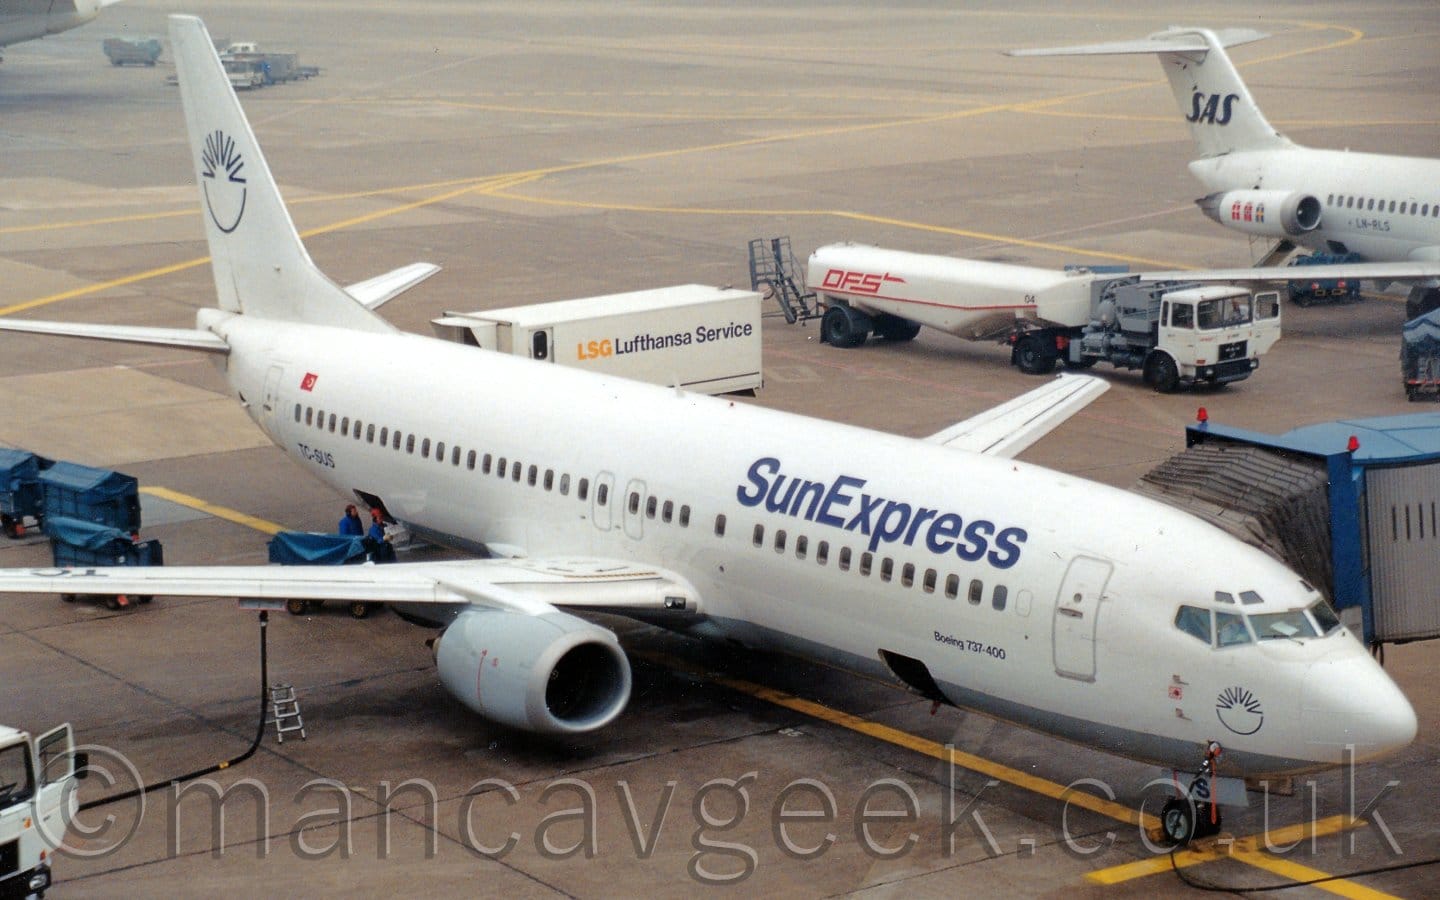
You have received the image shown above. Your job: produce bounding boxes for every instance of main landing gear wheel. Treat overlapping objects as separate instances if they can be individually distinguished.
[1144,353,1180,393]
[821,305,872,348]
[1014,334,1057,375]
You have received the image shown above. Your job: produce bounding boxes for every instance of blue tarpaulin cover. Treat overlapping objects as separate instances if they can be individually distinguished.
[45,516,134,552]
[268,531,368,565]
[0,449,48,517]
[1403,308,1440,352]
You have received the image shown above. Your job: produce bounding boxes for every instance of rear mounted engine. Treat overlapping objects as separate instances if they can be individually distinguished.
[1198,189,1321,237]
[433,607,631,734]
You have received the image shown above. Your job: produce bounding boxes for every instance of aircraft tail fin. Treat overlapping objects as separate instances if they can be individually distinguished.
[1008,26,1293,159]
[169,15,393,333]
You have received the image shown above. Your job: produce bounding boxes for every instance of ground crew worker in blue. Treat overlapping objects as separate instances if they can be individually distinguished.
[338,504,364,536]
[365,507,394,562]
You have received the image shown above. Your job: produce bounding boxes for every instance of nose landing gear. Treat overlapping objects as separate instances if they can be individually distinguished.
[1160,741,1225,845]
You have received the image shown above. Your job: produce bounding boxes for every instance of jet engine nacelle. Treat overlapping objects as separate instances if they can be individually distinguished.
[433,607,631,734]
[1198,190,1322,237]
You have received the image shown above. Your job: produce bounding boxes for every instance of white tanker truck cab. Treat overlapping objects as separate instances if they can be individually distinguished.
[0,724,85,900]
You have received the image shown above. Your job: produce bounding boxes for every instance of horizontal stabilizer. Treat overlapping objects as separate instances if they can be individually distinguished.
[345,263,441,310]
[1140,260,1440,285]
[927,374,1108,458]
[0,319,229,353]
[1006,27,1268,57]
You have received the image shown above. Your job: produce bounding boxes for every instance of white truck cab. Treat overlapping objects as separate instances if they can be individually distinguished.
[0,724,84,900]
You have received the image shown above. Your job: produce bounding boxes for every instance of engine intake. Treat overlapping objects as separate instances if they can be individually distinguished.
[1198,190,1322,237]
[433,607,631,734]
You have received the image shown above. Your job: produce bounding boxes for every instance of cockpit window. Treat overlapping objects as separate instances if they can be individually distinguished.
[1239,590,1263,606]
[1214,591,1234,604]
[1216,611,1253,647]
[1250,609,1318,641]
[1175,606,1212,644]
[1308,600,1342,635]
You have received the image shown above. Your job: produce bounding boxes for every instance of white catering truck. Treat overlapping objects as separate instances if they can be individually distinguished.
[809,243,1282,392]
[431,284,763,395]
[0,724,84,900]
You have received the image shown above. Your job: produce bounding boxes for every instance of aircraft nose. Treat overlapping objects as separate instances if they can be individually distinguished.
[1302,655,1417,763]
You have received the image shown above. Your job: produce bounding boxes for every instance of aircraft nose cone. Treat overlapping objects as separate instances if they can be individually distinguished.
[1303,654,1417,763]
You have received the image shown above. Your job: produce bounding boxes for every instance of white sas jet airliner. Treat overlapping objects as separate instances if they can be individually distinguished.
[1010,27,1440,314]
[0,16,1416,844]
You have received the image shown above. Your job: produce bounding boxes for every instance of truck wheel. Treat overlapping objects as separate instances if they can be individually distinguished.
[1144,353,1180,393]
[285,598,310,616]
[1014,334,1057,375]
[1,514,17,539]
[822,305,870,348]
[348,601,373,620]
[873,314,921,342]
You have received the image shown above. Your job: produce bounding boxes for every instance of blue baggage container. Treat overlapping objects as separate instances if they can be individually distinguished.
[38,462,141,533]
[0,448,52,537]
[267,531,368,566]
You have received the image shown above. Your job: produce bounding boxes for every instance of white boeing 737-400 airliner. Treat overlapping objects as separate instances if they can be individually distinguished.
[1011,27,1440,313]
[0,16,1417,843]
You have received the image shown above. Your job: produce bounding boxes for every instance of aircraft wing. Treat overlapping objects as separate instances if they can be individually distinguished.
[344,263,441,310]
[926,373,1108,458]
[0,557,700,617]
[1005,27,1268,57]
[1139,260,1440,285]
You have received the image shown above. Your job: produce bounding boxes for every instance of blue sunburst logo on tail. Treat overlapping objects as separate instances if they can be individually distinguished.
[201,129,247,233]
[1215,685,1264,736]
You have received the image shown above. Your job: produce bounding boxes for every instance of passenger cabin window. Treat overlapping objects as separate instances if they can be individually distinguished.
[596,482,608,505]
[421,438,431,458]
[482,453,493,474]
[838,547,852,571]
[859,552,873,577]
[528,465,538,486]
[923,568,936,593]
[714,514,726,537]
[578,478,589,501]
[1175,606,1212,644]
[406,435,416,454]
[341,416,350,435]
[628,492,640,515]
[662,500,673,523]
[968,579,983,605]
[880,557,894,583]
[774,529,787,553]
[544,469,554,490]
[294,404,302,422]
[467,450,477,470]
[795,535,808,560]
[511,461,521,482]
[646,496,657,519]
[679,505,690,527]
[900,562,914,587]
[945,574,959,599]
[367,424,376,444]
[816,541,829,565]
[992,585,1007,611]
[328,414,337,432]
[391,431,401,450]
[452,446,461,466]
[559,474,570,496]
[752,523,764,547]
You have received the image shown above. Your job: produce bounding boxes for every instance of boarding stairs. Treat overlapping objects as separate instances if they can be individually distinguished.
[748,236,822,324]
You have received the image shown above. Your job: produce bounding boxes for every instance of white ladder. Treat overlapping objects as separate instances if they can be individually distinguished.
[267,683,306,743]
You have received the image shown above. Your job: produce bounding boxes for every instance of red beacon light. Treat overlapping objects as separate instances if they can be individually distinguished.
[1348,434,1360,453]
[1196,407,1209,423]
